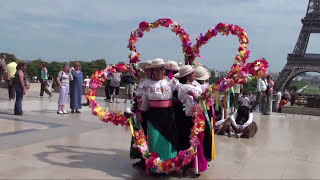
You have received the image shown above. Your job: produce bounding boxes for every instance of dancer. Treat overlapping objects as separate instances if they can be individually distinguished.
[138,58,180,176]
[174,65,207,176]
[129,60,151,169]
[193,65,213,162]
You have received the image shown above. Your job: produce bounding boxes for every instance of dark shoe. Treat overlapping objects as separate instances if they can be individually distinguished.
[71,110,75,113]
[132,160,145,169]
[183,168,199,178]
[76,110,81,113]
[82,103,89,106]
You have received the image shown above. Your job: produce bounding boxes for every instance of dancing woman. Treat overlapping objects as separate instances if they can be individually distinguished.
[137,58,180,175]
[174,65,207,176]
[129,60,151,169]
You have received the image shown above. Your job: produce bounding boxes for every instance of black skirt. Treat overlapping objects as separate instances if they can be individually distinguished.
[147,107,179,150]
[174,103,193,151]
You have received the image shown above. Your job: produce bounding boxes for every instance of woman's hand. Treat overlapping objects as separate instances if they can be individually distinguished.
[188,91,199,101]
[136,112,143,124]
[23,88,26,95]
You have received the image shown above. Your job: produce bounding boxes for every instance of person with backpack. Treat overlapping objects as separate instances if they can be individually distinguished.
[6,58,17,100]
[40,62,53,98]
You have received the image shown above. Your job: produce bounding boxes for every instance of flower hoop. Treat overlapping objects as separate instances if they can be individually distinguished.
[87,19,269,174]
[86,68,207,173]
[128,18,192,64]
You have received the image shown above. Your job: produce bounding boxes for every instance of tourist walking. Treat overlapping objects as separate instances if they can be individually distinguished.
[56,63,73,114]
[14,61,27,115]
[266,75,274,114]
[6,58,17,100]
[70,62,83,113]
[123,66,135,103]
[0,54,7,83]
[40,62,53,98]
[109,68,122,103]
[84,76,90,94]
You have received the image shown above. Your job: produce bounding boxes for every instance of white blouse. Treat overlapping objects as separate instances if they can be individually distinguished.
[179,84,203,116]
[192,81,209,92]
[135,78,147,97]
[229,112,253,128]
[139,78,180,111]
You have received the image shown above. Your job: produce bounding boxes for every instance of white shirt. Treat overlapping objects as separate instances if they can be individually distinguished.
[135,78,147,97]
[257,78,268,92]
[276,91,282,104]
[139,78,180,111]
[179,84,203,116]
[84,78,90,87]
[229,112,253,128]
[240,96,250,107]
[233,84,241,94]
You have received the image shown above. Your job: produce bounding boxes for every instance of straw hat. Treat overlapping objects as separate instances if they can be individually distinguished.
[146,58,165,69]
[194,65,211,81]
[164,61,180,71]
[174,65,195,78]
[138,60,152,70]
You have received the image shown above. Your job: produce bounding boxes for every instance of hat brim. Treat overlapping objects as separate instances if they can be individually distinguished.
[174,68,195,78]
[146,63,165,69]
[138,62,151,70]
[164,65,180,71]
[195,66,211,81]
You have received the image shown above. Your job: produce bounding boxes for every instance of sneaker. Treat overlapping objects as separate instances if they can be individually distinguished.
[116,100,120,103]
[49,94,53,98]
[63,111,68,114]
[124,99,127,103]
[71,110,75,113]
[109,99,113,103]
[236,133,242,138]
[130,99,134,104]
[57,111,63,114]
[75,110,81,113]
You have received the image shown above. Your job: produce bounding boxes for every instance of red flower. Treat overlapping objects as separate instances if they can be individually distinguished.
[139,21,149,31]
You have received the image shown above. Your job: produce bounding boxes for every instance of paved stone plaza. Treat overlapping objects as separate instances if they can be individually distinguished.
[1,88,320,179]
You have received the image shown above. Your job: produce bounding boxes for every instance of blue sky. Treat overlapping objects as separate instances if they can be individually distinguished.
[0,0,315,72]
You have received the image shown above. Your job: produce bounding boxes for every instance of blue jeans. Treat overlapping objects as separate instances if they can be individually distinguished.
[14,85,23,115]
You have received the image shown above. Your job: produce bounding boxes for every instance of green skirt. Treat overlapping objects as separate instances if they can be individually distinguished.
[148,121,177,173]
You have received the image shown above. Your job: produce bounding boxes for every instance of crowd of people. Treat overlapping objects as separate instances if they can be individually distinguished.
[2,57,267,177]
[125,58,258,177]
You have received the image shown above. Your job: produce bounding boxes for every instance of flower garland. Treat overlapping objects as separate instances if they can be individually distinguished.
[86,67,207,173]
[127,18,192,64]
[86,19,270,174]
[192,23,251,92]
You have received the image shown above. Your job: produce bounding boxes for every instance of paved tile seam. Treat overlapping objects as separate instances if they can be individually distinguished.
[231,139,265,178]
[280,143,294,179]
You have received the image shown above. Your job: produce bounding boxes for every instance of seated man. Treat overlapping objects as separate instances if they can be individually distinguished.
[215,106,258,138]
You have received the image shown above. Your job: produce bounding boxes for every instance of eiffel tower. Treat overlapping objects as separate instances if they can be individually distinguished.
[275,0,320,91]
